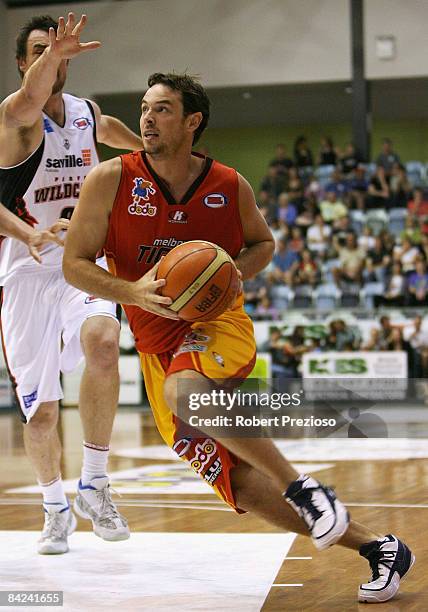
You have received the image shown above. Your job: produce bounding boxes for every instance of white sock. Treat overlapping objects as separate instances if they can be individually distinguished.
[39,476,68,511]
[81,442,109,486]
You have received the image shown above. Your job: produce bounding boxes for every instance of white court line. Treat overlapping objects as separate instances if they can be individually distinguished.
[272,584,303,587]
[1,498,428,511]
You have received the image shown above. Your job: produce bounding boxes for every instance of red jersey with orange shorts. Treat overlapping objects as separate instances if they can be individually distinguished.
[104,152,257,510]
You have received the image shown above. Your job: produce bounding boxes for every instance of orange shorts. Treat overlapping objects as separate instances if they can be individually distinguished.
[140,305,256,512]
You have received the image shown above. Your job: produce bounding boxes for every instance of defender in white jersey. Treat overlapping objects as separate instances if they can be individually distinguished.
[0,13,143,554]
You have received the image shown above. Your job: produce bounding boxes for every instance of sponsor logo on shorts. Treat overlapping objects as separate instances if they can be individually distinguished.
[175,343,207,355]
[23,389,38,411]
[73,117,92,130]
[204,458,222,484]
[168,210,188,224]
[172,437,192,457]
[190,439,217,474]
[212,351,225,367]
[203,193,228,208]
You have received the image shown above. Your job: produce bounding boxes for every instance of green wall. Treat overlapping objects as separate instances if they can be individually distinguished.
[198,119,428,190]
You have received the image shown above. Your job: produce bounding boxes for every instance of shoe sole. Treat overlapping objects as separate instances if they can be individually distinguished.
[73,497,130,542]
[358,552,416,603]
[37,513,77,555]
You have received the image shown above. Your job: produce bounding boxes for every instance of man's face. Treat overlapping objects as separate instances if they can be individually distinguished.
[140,84,201,158]
[19,29,67,94]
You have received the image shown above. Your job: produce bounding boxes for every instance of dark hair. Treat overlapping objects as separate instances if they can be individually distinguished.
[16,15,58,76]
[147,72,210,145]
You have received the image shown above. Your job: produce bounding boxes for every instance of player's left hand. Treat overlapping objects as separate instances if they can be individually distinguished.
[28,219,70,263]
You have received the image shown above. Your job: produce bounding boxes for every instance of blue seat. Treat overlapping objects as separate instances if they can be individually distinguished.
[314,283,340,311]
[340,283,361,307]
[361,282,384,309]
[271,285,293,310]
[406,161,424,187]
[292,285,313,309]
[315,165,335,179]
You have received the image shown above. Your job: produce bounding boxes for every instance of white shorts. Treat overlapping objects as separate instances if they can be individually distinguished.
[0,268,118,423]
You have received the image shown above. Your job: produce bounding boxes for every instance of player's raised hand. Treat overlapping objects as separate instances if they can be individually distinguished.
[48,13,101,60]
[28,219,70,263]
[132,260,180,320]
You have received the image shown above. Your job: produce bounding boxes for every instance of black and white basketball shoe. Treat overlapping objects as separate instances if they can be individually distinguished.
[284,474,350,550]
[358,534,415,603]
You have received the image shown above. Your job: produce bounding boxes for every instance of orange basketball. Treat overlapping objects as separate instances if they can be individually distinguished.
[157,240,240,322]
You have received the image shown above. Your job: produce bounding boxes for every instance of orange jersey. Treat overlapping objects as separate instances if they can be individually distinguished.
[104,151,244,353]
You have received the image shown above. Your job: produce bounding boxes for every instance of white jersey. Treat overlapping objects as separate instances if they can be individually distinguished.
[0,93,99,284]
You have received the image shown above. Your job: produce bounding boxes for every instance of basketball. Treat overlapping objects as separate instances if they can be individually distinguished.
[157,240,240,321]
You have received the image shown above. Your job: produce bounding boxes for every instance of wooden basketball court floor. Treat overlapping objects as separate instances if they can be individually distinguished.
[0,407,426,611]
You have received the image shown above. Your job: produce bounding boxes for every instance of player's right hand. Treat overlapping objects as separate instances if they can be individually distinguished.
[28,219,70,263]
[48,13,101,60]
[132,260,180,320]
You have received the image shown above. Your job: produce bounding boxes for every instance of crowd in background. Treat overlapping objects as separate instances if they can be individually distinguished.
[244,136,428,313]
[242,136,428,377]
[262,315,428,379]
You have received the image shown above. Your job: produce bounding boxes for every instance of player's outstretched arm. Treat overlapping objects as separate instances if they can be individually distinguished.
[89,101,143,151]
[234,173,275,280]
[0,13,100,130]
[0,203,68,263]
[62,160,178,319]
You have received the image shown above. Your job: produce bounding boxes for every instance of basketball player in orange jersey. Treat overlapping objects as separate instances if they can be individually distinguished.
[63,73,414,603]
[0,13,143,554]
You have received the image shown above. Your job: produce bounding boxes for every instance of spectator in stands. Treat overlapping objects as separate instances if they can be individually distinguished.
[419,234,428,261]
[362,328,383,351]
[317,136,337,166]
[295,196,319,230]
[400,216,422,245]
[376,138,401,177]
[366,165,390,210]
[282,326,309,377]
[305,174,322,201]
[340,142,362,175]
[277,192,297,226]
[331,214,354,239]
[243,276,269,312]
[253,296,279,321]
[259,165,288,199]
[261,328,291,378]
[270,236,299,285]
[293,136,313,168]
[407,188,428,234]
[326,320,360,351]
[393,237,419,274]
[407,259,428,306]
[333,233,366,286]
[294,249,320,287]
[358,226,376,252]
[378,315,393,349]
[348,165,369,210]
[385,328,413,373]
[287,167,305,209]
[270,143,294,173]
[306,214,332,255]
[288,227,305,254]
[320,190,348,223]
[409,315,428,377]
[374,262,404,307]
[324,168,349,200]
[389,162,411,208]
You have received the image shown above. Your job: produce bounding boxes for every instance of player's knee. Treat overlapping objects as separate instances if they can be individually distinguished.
[81,319,120,370]
[25,404,58,440]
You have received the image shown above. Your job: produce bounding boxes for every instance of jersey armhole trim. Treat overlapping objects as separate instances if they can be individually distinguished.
[84,99,98,146]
